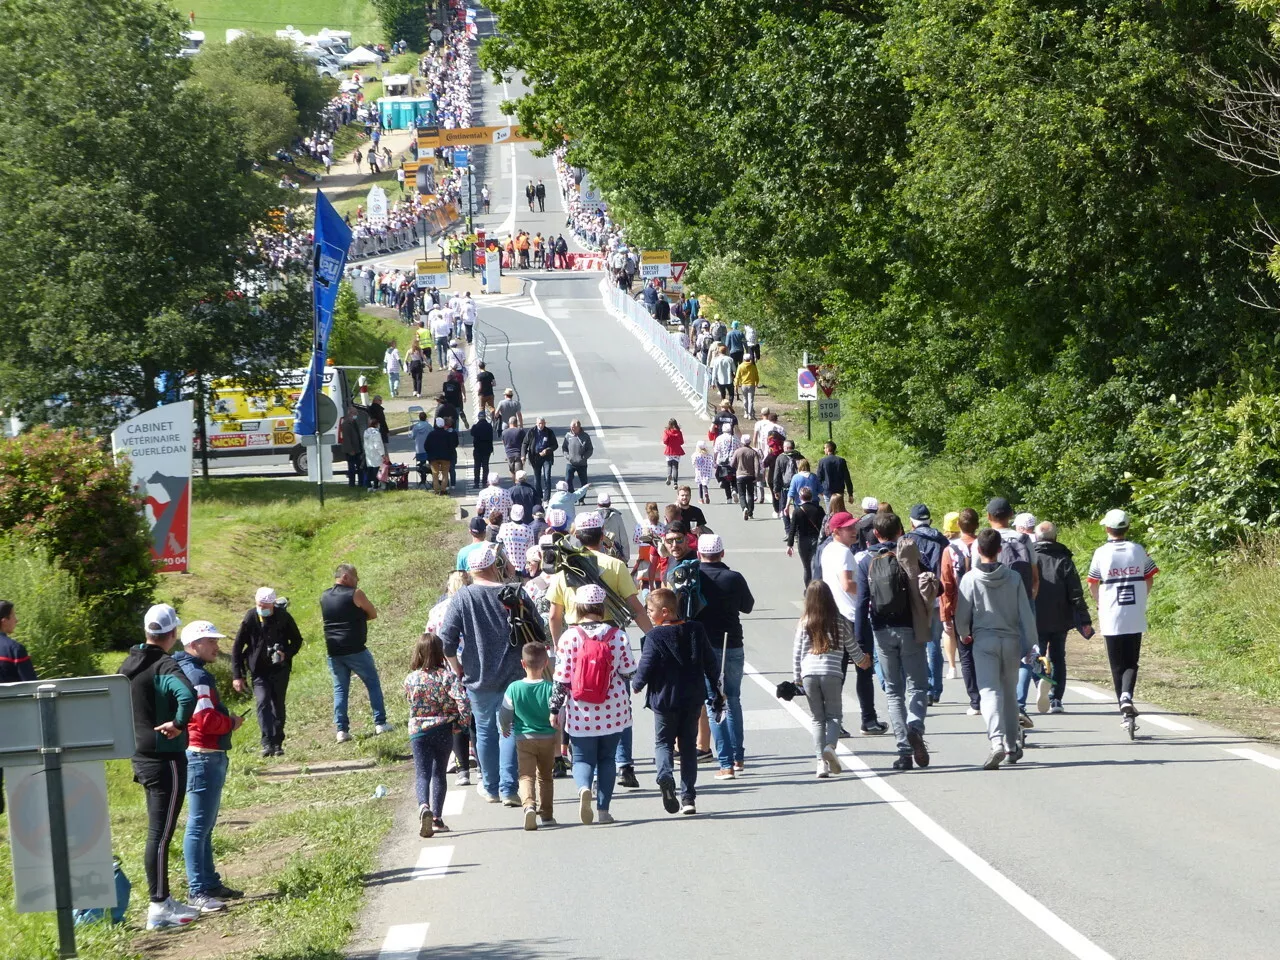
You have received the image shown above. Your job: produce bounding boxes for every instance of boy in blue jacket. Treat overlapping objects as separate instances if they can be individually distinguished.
[632,588,723,816]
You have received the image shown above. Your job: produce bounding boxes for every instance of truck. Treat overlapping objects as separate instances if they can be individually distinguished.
[196,366,357,475]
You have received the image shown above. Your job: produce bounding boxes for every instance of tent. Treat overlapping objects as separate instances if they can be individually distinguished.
[340,46,381,66]
[383,74,415,96]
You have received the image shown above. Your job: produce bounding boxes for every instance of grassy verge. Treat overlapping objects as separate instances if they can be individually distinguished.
[754,353,1280,739]
[0,478,461,959]
[174,0,382,47]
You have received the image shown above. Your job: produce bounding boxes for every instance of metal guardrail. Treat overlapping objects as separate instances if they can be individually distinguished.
[602,281,710,413]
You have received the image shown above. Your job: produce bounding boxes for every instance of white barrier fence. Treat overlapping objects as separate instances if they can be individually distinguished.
[601,279,709,415]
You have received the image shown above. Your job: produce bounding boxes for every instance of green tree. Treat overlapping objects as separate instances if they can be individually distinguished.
[372,0,426,47]
[0,0,312,428]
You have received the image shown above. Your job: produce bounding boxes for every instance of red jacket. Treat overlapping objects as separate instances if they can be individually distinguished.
[663,428,685,457]
[173,650,235,750]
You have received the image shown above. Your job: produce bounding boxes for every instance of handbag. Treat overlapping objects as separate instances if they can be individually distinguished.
[714,463,732,482]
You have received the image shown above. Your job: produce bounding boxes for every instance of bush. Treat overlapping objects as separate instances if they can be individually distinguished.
[0,427,156,650]
[1131,390,1280,557]
[0,538,97,678]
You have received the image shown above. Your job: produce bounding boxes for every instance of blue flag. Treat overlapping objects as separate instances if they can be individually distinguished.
[296,191,352,436]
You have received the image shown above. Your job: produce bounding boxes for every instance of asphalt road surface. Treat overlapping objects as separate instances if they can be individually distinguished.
[322,18,1280,960]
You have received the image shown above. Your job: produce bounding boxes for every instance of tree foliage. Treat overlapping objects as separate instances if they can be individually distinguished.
[488,0,1280,536]
[372,0,427,47]
[0,0,312,428]
[0,539,98,677]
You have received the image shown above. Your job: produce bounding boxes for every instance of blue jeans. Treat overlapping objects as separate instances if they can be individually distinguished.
[873,625,929,756]
[533,458,553,501]
[388,372,401,396]
[654,706,700,803]
[707,645,745,768]
[183,750,228,896]
[1017,662,1033,709]
[467,688,517,798]
[328,649,387,732]
[614,680,634,767]
[565,462,588,491]
[926,609,945,700]
[572,732,623,811]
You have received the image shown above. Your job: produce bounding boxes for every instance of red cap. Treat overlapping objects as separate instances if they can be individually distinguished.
[829,511,857,530]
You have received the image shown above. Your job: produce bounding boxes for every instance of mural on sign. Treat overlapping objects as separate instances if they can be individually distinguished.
[111,400,194,573]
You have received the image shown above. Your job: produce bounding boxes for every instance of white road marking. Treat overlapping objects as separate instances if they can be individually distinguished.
[557,380,575,388]
[608,464,645,525]
[545,349,563,356]
[744,662,1116,960]
[1226,747,1280,771]
[497,340,545,348]
[412,844,455,880]
[442,789,466,817]
[1068,684,1113,702]
[378,922,429,959]
[526,280,604,434]
[1141,714,1193,732]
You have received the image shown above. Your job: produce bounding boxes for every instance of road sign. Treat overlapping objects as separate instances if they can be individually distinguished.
[417,125,538,150]
[817,397,841,422]
[0,677,136,957]
[453,148,470,169]
[640,250,672,279]
[797,366,819,401]
[817,363,839,398]
[670,262,688,282]
[366,186,389,226]
[416,259,451,289]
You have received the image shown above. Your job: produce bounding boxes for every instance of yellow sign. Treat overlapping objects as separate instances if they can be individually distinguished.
[416,125,539,150]
[417,259,448,275]
[465,233,479,243]
[416,259,451,289]
[640,250,672,279]
[640,250,671,265]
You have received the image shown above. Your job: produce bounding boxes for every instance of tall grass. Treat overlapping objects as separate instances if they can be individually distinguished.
[0,538,98,678]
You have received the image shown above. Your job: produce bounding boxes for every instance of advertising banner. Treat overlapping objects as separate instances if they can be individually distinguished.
[111,400,193,573]
[296,192,352,437]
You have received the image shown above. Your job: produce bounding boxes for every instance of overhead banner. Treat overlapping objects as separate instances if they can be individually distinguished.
[416,125,538,150]
[111,400,193,573]
[296,191,352,437]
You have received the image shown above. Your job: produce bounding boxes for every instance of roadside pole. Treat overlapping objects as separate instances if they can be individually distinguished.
[36,686,76,958]
[311,265,324,508]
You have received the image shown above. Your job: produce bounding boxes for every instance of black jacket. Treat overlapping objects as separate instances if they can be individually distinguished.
[470,418,494,455]
[510,479,541,517]
[696,561,755,650]
[787,501,826,547]
[1033,541,1092,635]
[816,455,853,499]
[119,643,195,756]
[232,605,304,680]
[424,426,456,462]
[522,425,557,464]
[633,621,719,711]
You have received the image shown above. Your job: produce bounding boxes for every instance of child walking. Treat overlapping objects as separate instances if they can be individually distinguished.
[662,419,685,486]
[632,588,723,816]
[691,440,714,505]
[405,633,471,837]
[793,581,867,778]
[499,642,559,830]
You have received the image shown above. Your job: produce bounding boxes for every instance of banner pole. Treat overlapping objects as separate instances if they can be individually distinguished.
[312,254,324,509]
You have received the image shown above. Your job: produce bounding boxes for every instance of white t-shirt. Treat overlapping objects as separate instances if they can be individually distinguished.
[1088,539,1157,636]
[430,314,452,339]
[820,540,857,621]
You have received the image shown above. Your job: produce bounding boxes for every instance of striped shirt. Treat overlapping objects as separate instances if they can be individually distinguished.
[793,617,859,682]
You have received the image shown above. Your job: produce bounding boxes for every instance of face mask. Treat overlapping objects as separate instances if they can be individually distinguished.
[257,606,274,617]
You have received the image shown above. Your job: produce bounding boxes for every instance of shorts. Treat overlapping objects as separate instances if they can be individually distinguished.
[508,457,523,474]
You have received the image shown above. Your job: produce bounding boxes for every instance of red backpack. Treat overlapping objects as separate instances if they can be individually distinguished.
[569,625,614,704]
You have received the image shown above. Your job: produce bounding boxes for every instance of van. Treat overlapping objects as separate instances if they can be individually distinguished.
[198,367,355,474]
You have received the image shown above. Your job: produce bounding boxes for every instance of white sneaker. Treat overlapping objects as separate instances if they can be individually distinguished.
[816,760,830,779]
[1036,679,1052,714]
[476,785,499,803]
[821,745,842,775]
[169,897,201,919]
[188,893,226,914]
[966,707,981,716]
[374,723,395,735]
[945,665,958,680]
[147,899,197,929]
[335,730,351,743]
[578,786,594,824]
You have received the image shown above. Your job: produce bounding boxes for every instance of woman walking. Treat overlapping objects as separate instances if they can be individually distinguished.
[407,343,427,398]
[662,418,685,486]
[793,581,868,778]
[405,633,472,837]
[550,585,636,824]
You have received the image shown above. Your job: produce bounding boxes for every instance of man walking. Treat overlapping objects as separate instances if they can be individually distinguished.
[905,504,949,706]
[1088,509,1157,726]
[816,441,854,504]
[535,178,547,212]
[439,546,536,804]
[175,620,244,913]
[595,491,632,564]
[980,497,1040,729]
[321,565,392,743]
[855,512,931,770]
[821,513,888,738]
[231,587,302,757]
[1033,521,1094,714]
[785,486,826,588]
[940,508,982,716]
[496,388,523,428]
[502,416,527,484]
[522,416,557,502]
[469,411,494,490]
[561,419,594,491]
[695,534,755,778]
[120,604,198,929]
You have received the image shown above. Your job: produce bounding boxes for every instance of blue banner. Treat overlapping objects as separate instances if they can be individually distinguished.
[296,191,352,436]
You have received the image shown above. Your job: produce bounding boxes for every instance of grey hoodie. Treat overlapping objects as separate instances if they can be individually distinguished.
[954,562,1036,656]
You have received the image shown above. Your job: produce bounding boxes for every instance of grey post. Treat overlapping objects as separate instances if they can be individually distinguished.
[36,684,76,959]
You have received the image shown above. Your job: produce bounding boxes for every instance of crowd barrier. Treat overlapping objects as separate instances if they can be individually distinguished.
[346,203,463,263]
[601,279,709,413]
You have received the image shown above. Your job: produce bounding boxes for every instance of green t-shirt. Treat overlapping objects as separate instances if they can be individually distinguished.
[501,678,555,737]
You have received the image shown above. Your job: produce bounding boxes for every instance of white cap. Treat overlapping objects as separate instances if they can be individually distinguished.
[1101,508,1130,530]
[861,496,879,512]
[467,546,497,571]
[555,480,568,492]
[525,545,542,564]
[698,534,724,555]
[576,512,603,530]
[435,417,445,427]
[487,472,500,485]
[696,440,708,451]
[181,620,225,645]
[255,587,277,606]
[144,603,181,634]
[1014,512,1038,531]
[515,469,527,481]
[510,504,525,522]
[596,491,611,505]
[576,584,606,605]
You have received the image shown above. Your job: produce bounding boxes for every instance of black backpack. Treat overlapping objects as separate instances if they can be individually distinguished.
[997,532,1035,602]
[867,548,909,619]
[498,583,547,649]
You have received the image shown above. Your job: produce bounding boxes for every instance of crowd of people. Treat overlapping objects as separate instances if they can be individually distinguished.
[553,145,624,252]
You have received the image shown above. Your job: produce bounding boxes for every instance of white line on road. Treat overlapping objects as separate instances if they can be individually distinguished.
[442,789,466,818]
[1225,747,1280,771]
[744,663,1116,960]
[412,844,455,880]
[545,349,563,356]
[378,922,429,960]
[1141,714,1193,732]
[1068,684,1113,702]
[496,340,544,348]
[608,463,644,525]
